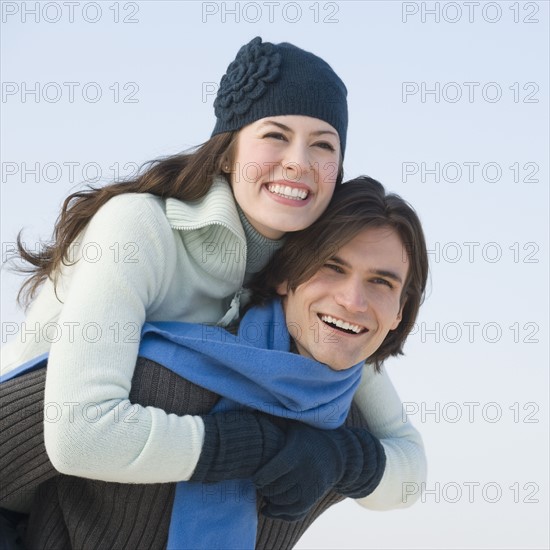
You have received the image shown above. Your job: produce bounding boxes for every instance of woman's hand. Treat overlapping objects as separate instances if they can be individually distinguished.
[253,422,386,521]
[189,410,286,483]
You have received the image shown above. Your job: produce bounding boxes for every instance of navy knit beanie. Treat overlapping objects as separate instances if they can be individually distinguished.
[212,37,348,156]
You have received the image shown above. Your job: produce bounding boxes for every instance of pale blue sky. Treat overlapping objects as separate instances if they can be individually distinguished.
[1,2,548,548]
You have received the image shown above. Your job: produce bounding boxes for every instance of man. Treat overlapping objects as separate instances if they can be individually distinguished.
[1,176,428,549]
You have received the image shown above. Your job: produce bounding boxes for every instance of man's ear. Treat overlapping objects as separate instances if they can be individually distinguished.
[390,300,406,331]
[276,281,289,296]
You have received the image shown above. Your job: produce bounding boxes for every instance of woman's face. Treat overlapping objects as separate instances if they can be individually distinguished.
[227,115,341,240]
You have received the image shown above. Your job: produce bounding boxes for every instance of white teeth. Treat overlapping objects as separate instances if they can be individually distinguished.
[267,184,308,200]
[320,315,364,334]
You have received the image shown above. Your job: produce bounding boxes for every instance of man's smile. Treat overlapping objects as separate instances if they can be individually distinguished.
[318,313,368,335]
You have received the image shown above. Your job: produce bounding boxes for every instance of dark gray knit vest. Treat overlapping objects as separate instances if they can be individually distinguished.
[0,359,369,549]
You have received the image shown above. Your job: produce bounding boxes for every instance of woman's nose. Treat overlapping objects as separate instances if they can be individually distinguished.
[283,142,311,180]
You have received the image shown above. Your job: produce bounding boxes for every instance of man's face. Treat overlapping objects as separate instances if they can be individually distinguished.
[278,226,409,371]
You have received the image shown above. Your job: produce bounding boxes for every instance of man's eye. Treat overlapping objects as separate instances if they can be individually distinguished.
[324,263,344,274]
[373,278,393,289]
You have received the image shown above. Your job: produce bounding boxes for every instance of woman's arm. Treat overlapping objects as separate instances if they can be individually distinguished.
[43,193,208,483]
[352,364,427,510]
[42,194,283,485]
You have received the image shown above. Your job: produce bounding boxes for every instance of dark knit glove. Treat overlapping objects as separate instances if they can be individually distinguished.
[189,410,286,483]
[253,422,386,521]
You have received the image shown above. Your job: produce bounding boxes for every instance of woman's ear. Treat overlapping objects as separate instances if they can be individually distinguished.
[276,281,289,296]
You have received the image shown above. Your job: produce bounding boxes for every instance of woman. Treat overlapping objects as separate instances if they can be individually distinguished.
[1,36,347,484]
[1,177,428,548]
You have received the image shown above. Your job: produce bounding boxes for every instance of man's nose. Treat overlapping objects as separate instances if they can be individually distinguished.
[335,279,368,313]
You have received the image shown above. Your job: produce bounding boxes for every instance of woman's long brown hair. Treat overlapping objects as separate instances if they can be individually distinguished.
[13,132,238,307]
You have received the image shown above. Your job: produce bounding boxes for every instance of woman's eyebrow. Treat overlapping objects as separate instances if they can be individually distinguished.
[257,120,338,138]
[257,120,292,132]
[311,129,338,137]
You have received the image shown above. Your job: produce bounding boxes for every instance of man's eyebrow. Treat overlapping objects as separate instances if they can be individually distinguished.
[331,255,350,268]
[330,256,404,285]
[257,120,338,138]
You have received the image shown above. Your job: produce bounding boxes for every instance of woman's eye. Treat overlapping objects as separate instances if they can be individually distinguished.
[315,142,336,152]
[264,132,287,141]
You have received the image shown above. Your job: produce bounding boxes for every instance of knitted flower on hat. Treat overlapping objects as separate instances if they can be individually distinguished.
[214,37,281,123]
[211,36,348,155]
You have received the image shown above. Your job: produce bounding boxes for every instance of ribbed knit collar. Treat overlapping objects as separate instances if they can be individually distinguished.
[165,177,244,240]
[164,175,285,285]
[236,205,285,282]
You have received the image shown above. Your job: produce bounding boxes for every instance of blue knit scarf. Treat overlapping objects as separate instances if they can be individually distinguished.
[1,299,363,549]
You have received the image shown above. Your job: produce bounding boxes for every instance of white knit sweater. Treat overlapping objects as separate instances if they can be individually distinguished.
[1,178,426,510]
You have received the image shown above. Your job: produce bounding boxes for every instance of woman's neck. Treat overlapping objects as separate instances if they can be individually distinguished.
[237,206,285,284]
